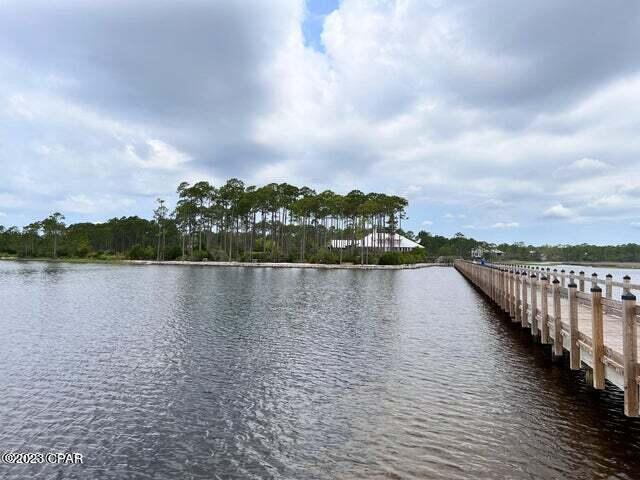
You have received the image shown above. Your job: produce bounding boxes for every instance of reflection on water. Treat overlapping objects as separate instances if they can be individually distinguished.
[0,261,639,479]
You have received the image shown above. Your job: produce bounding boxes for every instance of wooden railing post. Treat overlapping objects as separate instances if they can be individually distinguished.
[521,271,528,328]
[530,273,538,337]
[579,271,585,292]
[561,269,566,288]
[568,281,580,370]
[590,273,604,389]
[492,267,497,302]
[482,265,486,294]
[515,270,521,324]
[569,270,575,286]
[623,275,631,295]
[552,278,563,358]
[491,267,494,296]
[497,268,502,308]
[493,267,498,303]
[540,275,549,344]
[622,291,638,417]
[511,270,517,320]
[504,268,511,317]
[605,274,613,299]
[508,270,513,318]
[505,268,509,311]
[501,268,506,310]
[486,267,490,296]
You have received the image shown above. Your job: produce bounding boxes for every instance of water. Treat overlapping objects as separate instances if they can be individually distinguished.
[1,261,640,479]
[523,263,640,299]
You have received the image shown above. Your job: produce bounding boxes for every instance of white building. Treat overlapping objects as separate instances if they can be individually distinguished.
[330,233,423,252]
[328,239,352,249]
[471,247,503,258]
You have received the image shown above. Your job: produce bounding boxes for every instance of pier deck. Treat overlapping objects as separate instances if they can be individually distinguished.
[455,260,640,417]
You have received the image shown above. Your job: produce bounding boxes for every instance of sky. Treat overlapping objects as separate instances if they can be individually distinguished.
[1,0,640,245]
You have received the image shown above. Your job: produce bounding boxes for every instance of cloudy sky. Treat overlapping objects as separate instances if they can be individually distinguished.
[1,0,640,244]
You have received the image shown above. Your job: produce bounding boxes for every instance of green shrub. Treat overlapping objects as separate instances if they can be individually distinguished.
[188,250,210,262]
[127,244,155,260]
[211,249,231,261]
[308,248,339,264]
[165,245,183,260]
[74,240,91,258]
[250,251,272,262]
[378,251,403,265]
[378,248,428,265]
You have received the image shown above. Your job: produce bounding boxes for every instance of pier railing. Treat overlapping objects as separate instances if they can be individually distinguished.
[454,259,639,417]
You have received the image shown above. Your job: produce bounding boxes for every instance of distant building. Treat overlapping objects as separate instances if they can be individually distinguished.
[330,233,423,252]
[328,239,352,249]
[471,247,503,258]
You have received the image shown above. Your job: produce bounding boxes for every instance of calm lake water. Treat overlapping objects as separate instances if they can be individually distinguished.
[1,261,640,479]
[520,263,640,299]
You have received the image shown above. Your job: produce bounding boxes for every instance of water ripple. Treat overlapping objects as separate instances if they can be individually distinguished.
[0,262,639,479]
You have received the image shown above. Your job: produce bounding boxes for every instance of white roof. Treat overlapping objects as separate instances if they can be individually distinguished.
[357,233,423,249]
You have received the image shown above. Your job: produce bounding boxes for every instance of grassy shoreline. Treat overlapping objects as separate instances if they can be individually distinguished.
[1,256,125,264]
[0,256,443,270]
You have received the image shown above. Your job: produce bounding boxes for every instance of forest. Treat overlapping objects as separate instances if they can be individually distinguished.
[3,178,640,265]
[0,178,428,265]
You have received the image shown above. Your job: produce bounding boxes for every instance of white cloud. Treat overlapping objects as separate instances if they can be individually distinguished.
[421,220,433,226]
[462,221,519,230]
[0,193,23,208]
[554,157,611,178]
[572,157,611,170]
[481,198,507,207]
[543,204,574,219]
[587,194,626,209]
[125,139,191,171]
[491,222,519,229]
[1,1,640,243]
[55,194,134,214]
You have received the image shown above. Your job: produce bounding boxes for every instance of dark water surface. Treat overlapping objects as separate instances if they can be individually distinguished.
[1,261,640,479]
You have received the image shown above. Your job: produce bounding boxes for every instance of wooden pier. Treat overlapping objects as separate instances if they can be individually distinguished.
[455,260,640,417]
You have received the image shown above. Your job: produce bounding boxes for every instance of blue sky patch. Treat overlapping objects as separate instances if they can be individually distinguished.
[302,0,339,52]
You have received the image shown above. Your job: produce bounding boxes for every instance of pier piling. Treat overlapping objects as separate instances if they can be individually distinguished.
[541,275,549,344]
[455,260,640,417]
[568,282,580,370]
[531,274,538,337]
[591,274,604,390]
[521,271,529,329]
[623,292,639,416]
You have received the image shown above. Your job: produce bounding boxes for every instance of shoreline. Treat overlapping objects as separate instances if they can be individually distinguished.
[0,257,444,270]
[508,260,640,269]
[127,260,442,270]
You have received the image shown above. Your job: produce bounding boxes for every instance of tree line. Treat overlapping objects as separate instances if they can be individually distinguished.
[6,179,634,264]
[4,191,640,264]
[0,178,427,265]
[416,232,640,263]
